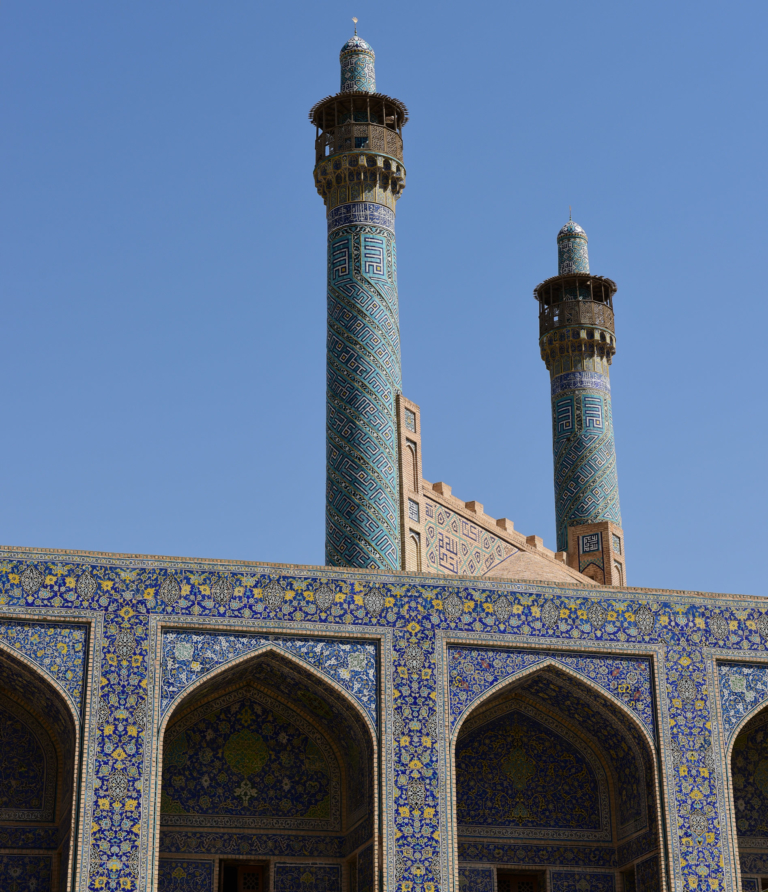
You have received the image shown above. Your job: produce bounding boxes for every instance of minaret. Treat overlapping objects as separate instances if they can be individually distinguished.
[310,32,408,570]
[534,219,627,586]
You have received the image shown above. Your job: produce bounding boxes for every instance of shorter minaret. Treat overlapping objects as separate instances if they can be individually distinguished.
[534,219,627,585]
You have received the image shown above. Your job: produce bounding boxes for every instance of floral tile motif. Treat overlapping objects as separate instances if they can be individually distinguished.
[0,619,86,710]
[718,663,768,740]
[160,632,378,728]
[274,863,341,892]
[0,854,52,892]
[551,871,615,892]
[458,866,494,891]
[448,647,654,736]
[157,858,214,892]
[5,549,768,892]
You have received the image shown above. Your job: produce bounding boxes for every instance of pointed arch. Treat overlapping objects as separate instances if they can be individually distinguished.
[723,691,768,889]
[448,655,666,892]
[150,639,379,892]
[0,638,80,892]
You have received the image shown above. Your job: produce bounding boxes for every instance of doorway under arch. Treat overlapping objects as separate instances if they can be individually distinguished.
[155,647,378,892]
[451,662,663,892]
[0,644,79,892]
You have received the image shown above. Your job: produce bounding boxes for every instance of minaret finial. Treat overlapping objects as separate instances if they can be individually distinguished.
[352,16,358,35]
[569,205,572,221]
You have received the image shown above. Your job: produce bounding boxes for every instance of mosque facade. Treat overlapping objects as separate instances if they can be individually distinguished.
[0,31,764,892]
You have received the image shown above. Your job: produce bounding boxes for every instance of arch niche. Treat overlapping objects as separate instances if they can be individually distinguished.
[727,701,768,892]
[154,645,378,892]
[451,661,664,892]
[0,643,79,892]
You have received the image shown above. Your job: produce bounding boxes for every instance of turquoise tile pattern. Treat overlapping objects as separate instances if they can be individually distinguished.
[317,37,405,571]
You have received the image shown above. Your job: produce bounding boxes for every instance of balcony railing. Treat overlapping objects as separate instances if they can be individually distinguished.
[539,300,615,337]
[315,124,403,163]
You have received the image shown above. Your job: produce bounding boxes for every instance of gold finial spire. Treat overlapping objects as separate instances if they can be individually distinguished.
[352,16,358,35]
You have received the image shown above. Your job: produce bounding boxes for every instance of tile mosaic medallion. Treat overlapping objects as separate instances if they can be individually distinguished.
[0,547,767,892]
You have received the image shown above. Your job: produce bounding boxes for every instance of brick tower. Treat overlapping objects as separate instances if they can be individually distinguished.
[310,31,408,569]
[534,219,627,585]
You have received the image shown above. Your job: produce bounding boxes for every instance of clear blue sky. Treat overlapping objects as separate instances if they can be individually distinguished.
[1,1,764,595]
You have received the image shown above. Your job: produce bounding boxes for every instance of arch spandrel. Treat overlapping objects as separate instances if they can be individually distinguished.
[449,659,665,892]
[160,631,378,730]
[151,641,379,892]
[448,645,655,738]
[0,620,86,719]
[718,662,768,744]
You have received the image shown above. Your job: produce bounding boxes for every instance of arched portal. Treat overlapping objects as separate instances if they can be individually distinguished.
[0,644,79,892]
[728,705,768,892]
[451,662,663,892]
[155,648,377,892]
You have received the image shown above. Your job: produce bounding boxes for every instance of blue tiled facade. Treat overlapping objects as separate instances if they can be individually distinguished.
[0,547,764,892]
[0,28,763,892]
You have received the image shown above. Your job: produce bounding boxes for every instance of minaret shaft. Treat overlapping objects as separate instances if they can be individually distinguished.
[310,38,408,570]
[535,222,626,585]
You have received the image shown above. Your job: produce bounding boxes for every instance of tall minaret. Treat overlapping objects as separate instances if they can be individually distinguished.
[534,219,627,586]
[310,32,408,569]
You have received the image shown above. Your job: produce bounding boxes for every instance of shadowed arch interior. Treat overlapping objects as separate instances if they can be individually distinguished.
[729,706,768,888]
[157,648,376,892]
[0,647,79,892]
[454,665,661,892]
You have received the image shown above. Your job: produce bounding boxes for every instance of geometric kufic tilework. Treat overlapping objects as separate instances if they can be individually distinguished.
[340,36,376,94]
[457,865,494,891]
[0,619,87,711]
[551,376,622,553]
[157,858,214,892]
[557,220,590,276]
[448,647,655,737]
[718,662,768,741]
[551,872,615,892]
[325,216,402,571]
[160,632,378,729]
[274,863,342,892]
[424,500,519,576]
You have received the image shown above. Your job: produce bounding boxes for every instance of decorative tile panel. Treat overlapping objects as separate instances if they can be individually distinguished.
[160,632,377,729]
[0,619,86,710]
[424,500,519,576]
[551,872,615,892]
[274,863,341,892]
[458,866,494,891]
[0,854,52,892]
[718,662,768,741]
[157,859,213,892]
[448,646,655,737]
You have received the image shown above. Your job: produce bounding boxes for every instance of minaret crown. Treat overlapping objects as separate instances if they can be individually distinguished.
[340,35,376,93]
[557,219,590,275]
